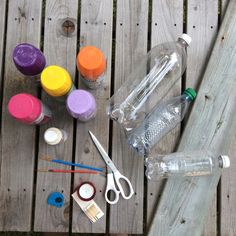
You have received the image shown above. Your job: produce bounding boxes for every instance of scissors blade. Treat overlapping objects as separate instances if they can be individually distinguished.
[89,131,117,172]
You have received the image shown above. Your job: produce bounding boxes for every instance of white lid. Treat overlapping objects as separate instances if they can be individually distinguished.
[179,33,192,45]
[44,127,63,145]
[78,183,95,200]
[220,155,230,168]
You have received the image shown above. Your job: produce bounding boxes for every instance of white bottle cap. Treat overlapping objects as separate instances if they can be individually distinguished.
[44,127,63,145]
[220,155,230,168]
[179,34,192,45]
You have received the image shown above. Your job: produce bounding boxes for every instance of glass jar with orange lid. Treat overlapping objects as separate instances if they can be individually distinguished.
[77,46,106,89]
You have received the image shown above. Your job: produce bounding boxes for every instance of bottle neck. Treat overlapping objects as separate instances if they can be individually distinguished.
[177,38,189,48]
[218,156,223,168]
[181,93,193,102]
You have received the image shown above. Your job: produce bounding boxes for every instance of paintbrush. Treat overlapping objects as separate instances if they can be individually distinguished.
[37,168,98,174]
[40,156,104,172]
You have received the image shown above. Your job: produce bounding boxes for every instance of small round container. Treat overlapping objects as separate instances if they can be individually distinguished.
[66,89,96,122]
[41,65,75,97]
[13,43,46,76]
[44,127,67,145]
[76,182,96,201]
[8,93,52,125]
[77,46,106,89]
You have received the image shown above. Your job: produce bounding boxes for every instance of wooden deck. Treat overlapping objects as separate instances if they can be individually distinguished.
[0,0,235,235]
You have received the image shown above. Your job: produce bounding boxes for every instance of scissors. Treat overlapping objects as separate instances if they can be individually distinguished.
[89,131,134,204]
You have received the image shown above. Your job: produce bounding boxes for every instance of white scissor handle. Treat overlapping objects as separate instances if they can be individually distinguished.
[105,173,120,204]
[113,171,134,200]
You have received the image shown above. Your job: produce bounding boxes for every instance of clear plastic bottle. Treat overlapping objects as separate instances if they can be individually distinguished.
[128,88,197,155]
[107,34,191,132]
[145,150,230,180]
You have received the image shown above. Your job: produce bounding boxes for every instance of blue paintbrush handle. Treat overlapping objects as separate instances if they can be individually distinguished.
[52,159,103,172]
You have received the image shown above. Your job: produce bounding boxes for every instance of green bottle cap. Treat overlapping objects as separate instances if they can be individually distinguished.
[183,88,197,101]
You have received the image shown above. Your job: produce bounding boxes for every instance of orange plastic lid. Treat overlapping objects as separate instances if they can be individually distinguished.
[77,46,106,81]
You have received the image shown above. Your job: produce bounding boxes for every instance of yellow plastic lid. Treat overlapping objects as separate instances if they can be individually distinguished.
[41,65,72,97]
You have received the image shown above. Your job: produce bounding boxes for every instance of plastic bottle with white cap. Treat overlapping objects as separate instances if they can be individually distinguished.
[44,127,68,145]
[107,34,192,132]
[145,150,230,180]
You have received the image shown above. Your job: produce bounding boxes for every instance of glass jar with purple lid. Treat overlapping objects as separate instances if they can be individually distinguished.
[13,43,46,77]
[66,89,96,122]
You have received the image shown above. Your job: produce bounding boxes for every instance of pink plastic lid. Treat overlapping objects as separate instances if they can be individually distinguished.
[8,93,42,124]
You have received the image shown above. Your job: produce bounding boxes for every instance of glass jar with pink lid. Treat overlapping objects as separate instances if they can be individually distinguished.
[8,93,52,125]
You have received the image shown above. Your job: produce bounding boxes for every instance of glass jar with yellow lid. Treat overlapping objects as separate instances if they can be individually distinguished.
[41,65,75,99]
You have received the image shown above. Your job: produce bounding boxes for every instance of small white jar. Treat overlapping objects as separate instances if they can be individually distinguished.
[44,127,67,145]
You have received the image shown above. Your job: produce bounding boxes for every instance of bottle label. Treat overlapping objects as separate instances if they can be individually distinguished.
[34,102,52,124]
[68,83,76,93]
[185,171,211,177]
[53,83,76,103]
[61,129,68,141]
[80,74,105,90]
[78,109,97,122]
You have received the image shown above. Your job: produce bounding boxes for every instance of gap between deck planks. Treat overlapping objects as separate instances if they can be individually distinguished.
[220,1,236,236]
[110,0,148,234]
[72,0,113,233]
[1,0,236,235]
[0,0,43,231]
[34,0,78,232]
[146,0,183,227]
[186,1,218,235]
[147,0,236,234]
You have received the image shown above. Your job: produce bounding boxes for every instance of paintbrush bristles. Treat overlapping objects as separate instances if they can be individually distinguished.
[40,156,53,161]
[37,169,50,172]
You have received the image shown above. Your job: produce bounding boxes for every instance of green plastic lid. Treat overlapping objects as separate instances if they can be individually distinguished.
[183,88,197,101]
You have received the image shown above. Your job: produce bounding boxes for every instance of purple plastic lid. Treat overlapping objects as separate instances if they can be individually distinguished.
[66,89,96,120]
[13,43,46,76]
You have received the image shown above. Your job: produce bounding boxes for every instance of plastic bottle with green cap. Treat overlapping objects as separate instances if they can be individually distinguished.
[128,88,197,155]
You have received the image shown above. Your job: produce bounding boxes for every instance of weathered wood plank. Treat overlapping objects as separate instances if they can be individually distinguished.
[147,0,183,227]
[0,0,6,96]
[110,0,148,234]
[148,1,236,235]
[219,1,236,235]
[0,3,7,225]
[186,1,218,235]
[72,0,113,233]
[34,0,78,232]
[186,0,218,89]
[221,0,229,20]
[0,0,42,231]
[221,134,236,236]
